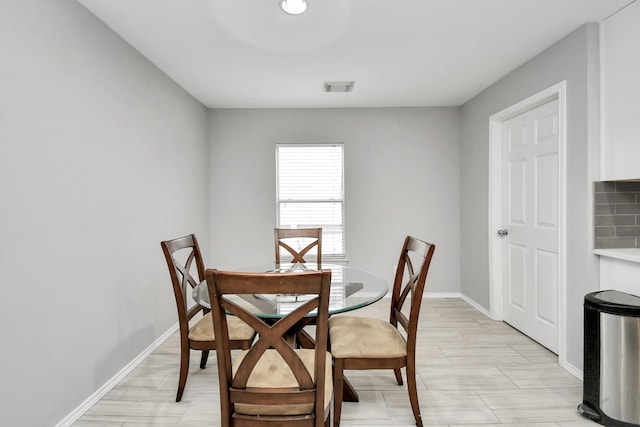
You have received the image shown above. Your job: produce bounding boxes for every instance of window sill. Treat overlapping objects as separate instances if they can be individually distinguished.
[277,257,349,265]
[321,257,349,265]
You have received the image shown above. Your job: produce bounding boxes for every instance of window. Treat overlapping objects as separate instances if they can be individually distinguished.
[276,144,345,258]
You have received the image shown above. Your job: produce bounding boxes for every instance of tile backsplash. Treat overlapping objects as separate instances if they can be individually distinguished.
[594,181,640,249]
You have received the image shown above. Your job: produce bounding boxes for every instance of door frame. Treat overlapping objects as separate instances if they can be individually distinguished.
[488,81,568,366]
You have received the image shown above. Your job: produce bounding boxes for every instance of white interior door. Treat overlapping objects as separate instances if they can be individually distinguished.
[501,98,559,353]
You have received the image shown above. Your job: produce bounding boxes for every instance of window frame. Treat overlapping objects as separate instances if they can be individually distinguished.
[275,143,346,261]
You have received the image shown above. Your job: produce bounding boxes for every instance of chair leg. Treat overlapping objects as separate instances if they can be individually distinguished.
[200,350,209,369]
[393,368,403,385]
[333,359,345,427]
[406,364,423,427]
[176,346,190,402]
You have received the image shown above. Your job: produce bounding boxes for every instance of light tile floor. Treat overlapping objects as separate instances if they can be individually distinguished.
[73,298,594,426]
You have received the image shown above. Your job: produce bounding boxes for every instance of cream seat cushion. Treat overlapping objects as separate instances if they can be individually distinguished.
[329,316,407,359]
[188,312,254,342]
[232,349,333,416]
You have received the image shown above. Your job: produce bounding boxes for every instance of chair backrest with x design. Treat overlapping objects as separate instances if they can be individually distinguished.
[274,227,322,265]
[206,269,332,427]
[389,236,436,349]
[161,234,206,327]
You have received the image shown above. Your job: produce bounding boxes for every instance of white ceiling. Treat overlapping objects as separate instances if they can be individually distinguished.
[78,0,633,109]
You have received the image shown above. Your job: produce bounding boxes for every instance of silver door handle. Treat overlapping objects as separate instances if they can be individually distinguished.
[497,229,509,236]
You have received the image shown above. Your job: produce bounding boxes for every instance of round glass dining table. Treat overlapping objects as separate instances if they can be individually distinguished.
[192,263,388,318]
[192,262,387,403]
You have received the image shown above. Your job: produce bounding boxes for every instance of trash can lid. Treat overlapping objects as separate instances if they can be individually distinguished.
[585,290,640,316]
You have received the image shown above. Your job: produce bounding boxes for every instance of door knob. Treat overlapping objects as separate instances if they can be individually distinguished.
[497,229,509,236]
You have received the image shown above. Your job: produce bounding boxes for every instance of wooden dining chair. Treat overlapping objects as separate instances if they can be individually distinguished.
[275,227,322,264]
[206,268,333,427]
[328,236,435,427]
[160,234,256,402]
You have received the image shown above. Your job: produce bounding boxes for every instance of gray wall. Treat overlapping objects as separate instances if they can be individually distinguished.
[0,1,209,425]
[208,108,461,292]
[460,24,601,370]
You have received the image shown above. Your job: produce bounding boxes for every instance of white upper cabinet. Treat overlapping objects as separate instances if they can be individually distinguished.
[601,1,640,180]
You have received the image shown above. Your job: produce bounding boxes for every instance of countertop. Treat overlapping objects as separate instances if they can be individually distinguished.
[594,248,640,263]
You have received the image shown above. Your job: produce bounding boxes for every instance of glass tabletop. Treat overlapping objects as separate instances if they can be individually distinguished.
[192,263,388,318]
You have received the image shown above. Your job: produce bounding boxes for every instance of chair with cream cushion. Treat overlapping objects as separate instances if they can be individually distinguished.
[160,234,255,402]
[275,227,322,265]
[206,268,333,427]
[329,236,435,427]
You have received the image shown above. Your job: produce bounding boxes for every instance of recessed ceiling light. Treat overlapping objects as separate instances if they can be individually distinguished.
[324,81,355,93]
[280,0,307,15]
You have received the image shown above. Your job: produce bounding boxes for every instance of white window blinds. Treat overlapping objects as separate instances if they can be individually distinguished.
[276,144,345,257]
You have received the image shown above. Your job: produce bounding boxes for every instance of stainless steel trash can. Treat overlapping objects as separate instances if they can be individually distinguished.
[578,290,640,427]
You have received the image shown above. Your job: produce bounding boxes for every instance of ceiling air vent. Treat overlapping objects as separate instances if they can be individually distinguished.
[324,81,355,93]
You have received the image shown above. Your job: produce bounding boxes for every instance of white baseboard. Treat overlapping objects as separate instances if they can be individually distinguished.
[54,322,179,427]
[424,292,463,299]
[423,292,493,321]
[460,294,492,318]
[560,359,584,381]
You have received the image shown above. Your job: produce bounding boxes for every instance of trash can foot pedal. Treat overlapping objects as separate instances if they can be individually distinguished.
[578,403,600,421]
